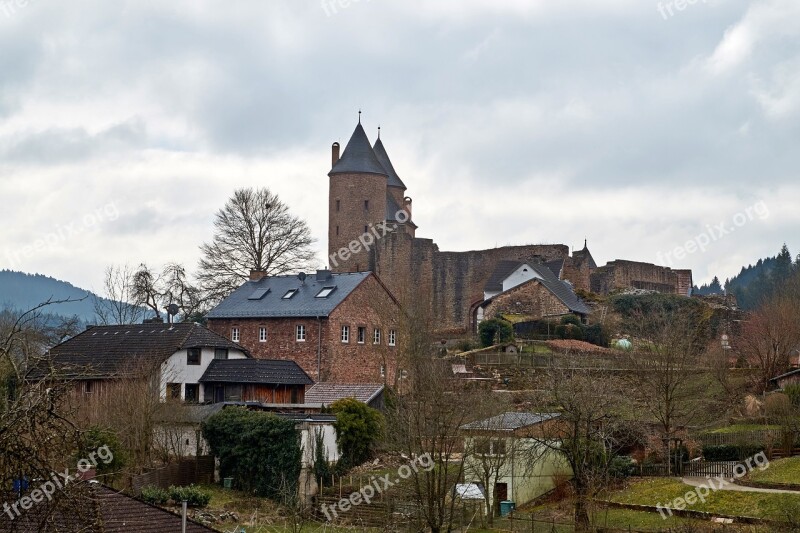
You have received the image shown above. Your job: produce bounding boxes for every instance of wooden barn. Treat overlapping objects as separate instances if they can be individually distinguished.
[199,358,313,404]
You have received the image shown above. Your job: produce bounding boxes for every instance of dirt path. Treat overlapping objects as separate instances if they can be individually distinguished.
[681,476,800,494]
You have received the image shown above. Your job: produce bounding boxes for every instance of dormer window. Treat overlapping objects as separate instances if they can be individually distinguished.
[315,286,336,298]
[282,289,298,299]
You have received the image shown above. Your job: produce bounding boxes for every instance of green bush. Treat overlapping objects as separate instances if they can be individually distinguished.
[140,486,169,505]
[785,384,800,407]
[560,315,583,327]
[478,318,514,347]
[202,407,301,500]
[80,426,127,478]
[168,485,211,507]
[608,455,635,478]
[331,398,384,469]
[702,444,765,461]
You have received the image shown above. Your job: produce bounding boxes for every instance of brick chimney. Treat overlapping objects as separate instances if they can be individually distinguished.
[250,269,268,282]
[331,142,340,168]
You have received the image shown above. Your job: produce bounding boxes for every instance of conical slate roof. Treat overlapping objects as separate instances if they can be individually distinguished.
[329,122,388,177]
[373,138,406,189]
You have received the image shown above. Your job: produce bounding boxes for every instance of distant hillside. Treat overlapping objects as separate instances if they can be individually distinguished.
[0,270,103,321]
[695,244,798,310]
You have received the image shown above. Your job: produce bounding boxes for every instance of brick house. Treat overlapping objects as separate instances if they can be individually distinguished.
[476,261,590,327]
[206,269,402,384]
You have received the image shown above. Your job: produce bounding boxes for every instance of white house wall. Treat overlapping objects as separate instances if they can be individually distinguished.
[159,347,247,402]
[502,264,541,293]
[299,422,339,467]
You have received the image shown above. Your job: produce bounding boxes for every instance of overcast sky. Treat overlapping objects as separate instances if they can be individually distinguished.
[1,0,798,293]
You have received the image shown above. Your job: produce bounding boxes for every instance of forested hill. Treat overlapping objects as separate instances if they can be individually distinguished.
[0,270,100,321]
[694,244,798,310]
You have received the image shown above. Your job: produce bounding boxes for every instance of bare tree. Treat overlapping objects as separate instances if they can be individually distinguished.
[93,264,145,325]
[528,369,625,532]
[622,306,710,474]
[197,187,317,303]
[737,292,800,393]
[131,263,205,322]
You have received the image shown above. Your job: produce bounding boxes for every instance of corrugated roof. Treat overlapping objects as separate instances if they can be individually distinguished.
[29,323,247,380]
[206,271,372,319]
[305,383,384,405]
[460,412,560,431]
[373,137,406,189]
[200,359,313,385]
[329,122,388,177]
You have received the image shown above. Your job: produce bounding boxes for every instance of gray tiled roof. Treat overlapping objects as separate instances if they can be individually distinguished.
[206,271,372,319]
[484,260,526,292]
[373,137,406,189]
[460,412,560,431]
[305,383,384,405]
[29,323,247,380]
[199,359,313,385]
[329,122,388,177]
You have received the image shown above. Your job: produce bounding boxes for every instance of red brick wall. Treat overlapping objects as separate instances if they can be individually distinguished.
[207,275,401,384]
[329,173,388,273]
[483,279,570,320]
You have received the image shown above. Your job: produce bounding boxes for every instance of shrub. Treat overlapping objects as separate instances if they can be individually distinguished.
[608,455,635,478]
[702,444,765,461]
[478,318,513,347]
[168,485,211,507]
[80,426,127,478]
[202,407,301,500]
[784,384,800,407]
[140,486,169,505]
[454,338,475,352]
[331,398,384,469]
[560,315,583,327]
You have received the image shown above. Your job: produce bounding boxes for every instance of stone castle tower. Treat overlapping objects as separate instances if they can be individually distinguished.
[328,118,415,274]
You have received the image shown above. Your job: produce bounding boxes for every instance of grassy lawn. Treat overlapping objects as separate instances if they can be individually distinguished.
[748,456,800,485]
[606,478,800,521]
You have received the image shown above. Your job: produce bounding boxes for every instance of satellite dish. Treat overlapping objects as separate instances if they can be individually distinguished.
[167,303,180,316]
[298,272,307,283]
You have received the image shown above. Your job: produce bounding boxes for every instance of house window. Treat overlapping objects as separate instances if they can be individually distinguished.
[214,348,229,360]
[84,381,93,394]
[231,327,240,342]
[315,287,335,298]
[364,200,369,210]
[475,438,491,455]
[168,383,181,400]
[388,329,396,346]
[282,289,298,299]
[185,384,199,403]
[336,199,340,212]
[259,327,267,342]
[357,326,366,344]
[341,325,350,343]
[296,325,306,342]
[373,328,381,344]
[187,348,201,365]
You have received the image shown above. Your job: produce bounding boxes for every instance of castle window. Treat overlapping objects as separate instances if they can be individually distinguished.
[231,327,240,342]
[336,199,340,212]
[364,200,369,210]
[373,328,381,344]
[341,325,350,343]
[389,329,396,346]
[364,225,368,233]
[259,327,267,342]
[336,226,339,236]
[296,325,306,342]
[357,326,366,344]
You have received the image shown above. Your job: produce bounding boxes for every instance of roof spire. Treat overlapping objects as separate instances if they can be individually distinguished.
[584,238,588,249]
[377,125,381,139]
[358,109,361,124]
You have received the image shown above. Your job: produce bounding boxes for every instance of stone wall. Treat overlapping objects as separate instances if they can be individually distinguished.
[590,260,690,295]
[483,279,570,321]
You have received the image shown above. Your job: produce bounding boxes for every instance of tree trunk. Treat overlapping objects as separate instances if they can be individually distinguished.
[574,483,591,532]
